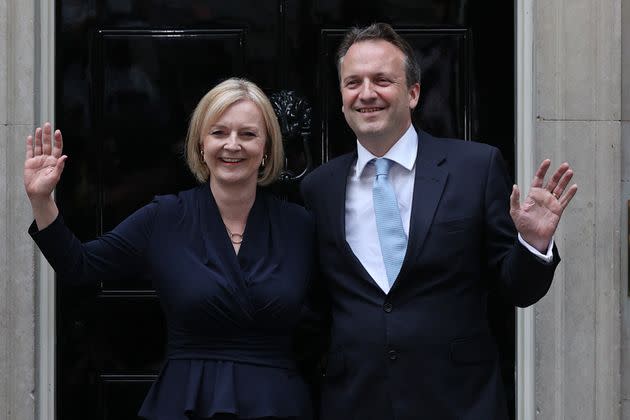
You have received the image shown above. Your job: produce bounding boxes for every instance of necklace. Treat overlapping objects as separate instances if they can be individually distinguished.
[224,224,244,244]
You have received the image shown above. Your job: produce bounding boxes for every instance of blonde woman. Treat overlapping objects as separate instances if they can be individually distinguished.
[25,78,315,420]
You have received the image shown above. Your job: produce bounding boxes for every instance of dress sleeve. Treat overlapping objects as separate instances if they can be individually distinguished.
[29,199,159,286]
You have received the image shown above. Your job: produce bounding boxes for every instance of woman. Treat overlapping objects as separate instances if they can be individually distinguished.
[25,78,315,419]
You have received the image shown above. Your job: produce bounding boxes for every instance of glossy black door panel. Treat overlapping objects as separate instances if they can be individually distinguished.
[57,294,165,418]
[56,1,515,418]
[99,375,156,420]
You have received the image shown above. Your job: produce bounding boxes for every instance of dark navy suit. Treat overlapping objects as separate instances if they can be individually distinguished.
[301,130,559,420]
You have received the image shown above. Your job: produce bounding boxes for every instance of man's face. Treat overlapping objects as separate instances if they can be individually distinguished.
[339,40,420,155]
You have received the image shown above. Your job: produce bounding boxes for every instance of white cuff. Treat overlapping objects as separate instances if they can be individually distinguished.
[517,233,554,263]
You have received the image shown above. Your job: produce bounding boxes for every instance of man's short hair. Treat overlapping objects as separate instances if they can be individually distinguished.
[336,23,421,88]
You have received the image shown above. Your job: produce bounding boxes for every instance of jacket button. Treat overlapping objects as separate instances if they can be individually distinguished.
[388,350,397,361]
[383,303,393,313]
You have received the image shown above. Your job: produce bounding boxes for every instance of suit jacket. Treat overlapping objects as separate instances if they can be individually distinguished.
[300,130,559,420]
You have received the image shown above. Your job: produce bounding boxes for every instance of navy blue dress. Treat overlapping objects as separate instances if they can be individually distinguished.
[30,184,315,420]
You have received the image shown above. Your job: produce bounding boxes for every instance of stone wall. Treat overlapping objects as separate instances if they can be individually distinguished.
[0,0,36,418]
[622,0,630,417]
[535,0,622,418]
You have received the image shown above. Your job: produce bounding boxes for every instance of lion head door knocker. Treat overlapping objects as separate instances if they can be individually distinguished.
[269,90,313,182]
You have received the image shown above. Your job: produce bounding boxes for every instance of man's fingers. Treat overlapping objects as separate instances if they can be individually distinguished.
[531,159,551,188]
[552,168,573,198]
[52,129,64,158]
[510,185,520,212]
[559,184,578,209]
[544,162,570,193]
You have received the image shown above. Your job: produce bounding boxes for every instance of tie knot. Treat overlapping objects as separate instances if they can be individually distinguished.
[374,158,392,177]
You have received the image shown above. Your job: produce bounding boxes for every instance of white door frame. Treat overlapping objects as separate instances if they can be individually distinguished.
[34,1,537,418]
[35,0,56,417]
[515,0,536,417]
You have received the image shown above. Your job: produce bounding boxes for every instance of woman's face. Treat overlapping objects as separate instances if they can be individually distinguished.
[201,99,267,189]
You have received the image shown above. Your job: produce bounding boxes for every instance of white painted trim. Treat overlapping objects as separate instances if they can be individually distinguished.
[515,0,536,419]
[516,308,535,420]
[35,0,56,417]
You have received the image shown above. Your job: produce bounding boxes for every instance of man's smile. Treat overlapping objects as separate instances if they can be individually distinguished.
[357,107,384,113]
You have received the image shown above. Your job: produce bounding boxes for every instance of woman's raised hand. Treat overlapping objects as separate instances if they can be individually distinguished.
[24,122,67,200]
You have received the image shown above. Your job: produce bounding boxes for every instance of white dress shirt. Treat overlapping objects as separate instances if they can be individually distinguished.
[345,125,553,294]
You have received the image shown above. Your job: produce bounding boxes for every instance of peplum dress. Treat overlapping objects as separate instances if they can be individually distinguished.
[29,184,316,420]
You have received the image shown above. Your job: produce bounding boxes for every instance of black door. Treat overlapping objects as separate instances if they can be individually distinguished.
[56,1,516,418]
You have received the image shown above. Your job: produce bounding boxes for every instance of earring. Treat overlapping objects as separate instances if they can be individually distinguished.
[261,154,268,168]
[200,149,204,159]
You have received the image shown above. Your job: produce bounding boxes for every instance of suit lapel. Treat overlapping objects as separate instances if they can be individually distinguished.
[326,154,354,250]
[395,131,448,287]
[327,153,385,294]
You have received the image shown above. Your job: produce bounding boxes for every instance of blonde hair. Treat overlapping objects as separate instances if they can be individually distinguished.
[185,78,284,185]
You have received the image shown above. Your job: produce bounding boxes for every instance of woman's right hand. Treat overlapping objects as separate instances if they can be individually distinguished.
[24,122,67,200]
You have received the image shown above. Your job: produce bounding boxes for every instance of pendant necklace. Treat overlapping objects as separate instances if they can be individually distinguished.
[224,224,244,244]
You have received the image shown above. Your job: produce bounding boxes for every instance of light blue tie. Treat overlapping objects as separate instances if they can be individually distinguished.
[372,158,407,286]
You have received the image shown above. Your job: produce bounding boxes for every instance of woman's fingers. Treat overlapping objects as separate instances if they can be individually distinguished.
[52,129,63,158]
[28,123,62,159]
[42,123,52,155]
[56,155,68,176]
[34,127,43,156]
[26,135,34,159]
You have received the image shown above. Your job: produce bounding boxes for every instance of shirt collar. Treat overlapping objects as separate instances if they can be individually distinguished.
[355,125,418,176]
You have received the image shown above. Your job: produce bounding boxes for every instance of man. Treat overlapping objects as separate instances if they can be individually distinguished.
[300,23,576,420]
